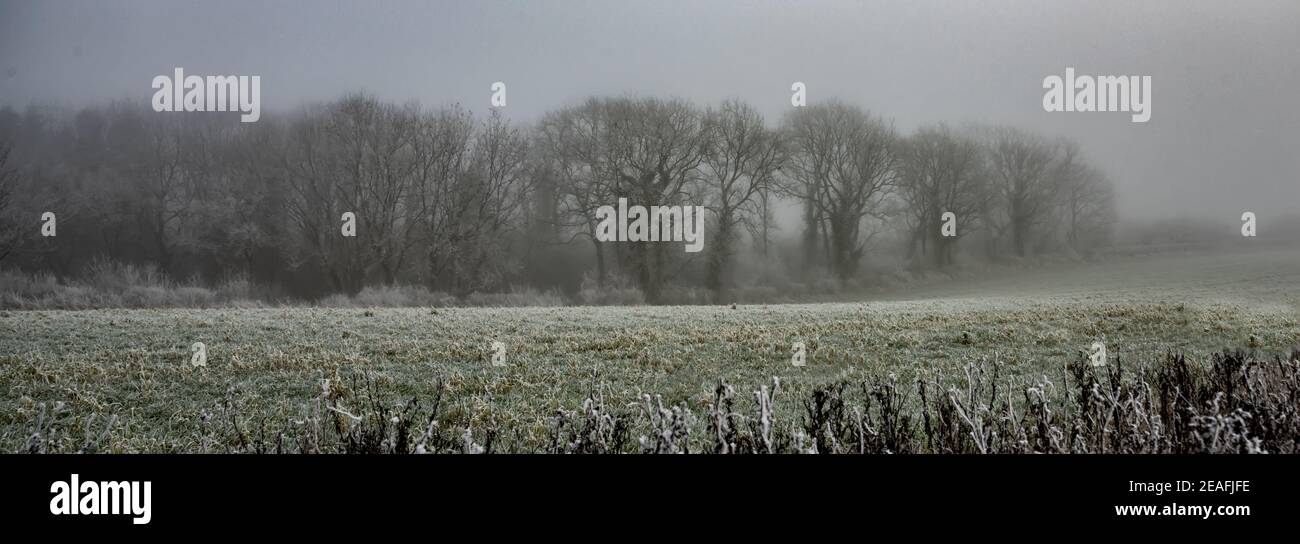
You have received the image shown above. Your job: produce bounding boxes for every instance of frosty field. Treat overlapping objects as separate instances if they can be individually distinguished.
[3,246,1299,453]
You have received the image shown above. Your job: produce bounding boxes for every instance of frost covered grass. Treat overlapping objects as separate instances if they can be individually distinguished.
[2,298,1298,453]
[2,249,1298,453]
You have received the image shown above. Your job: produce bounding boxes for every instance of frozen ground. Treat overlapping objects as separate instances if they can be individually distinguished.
[2,245,1297,451]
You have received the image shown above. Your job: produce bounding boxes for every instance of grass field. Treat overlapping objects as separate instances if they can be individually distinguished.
[3,245,1299,453]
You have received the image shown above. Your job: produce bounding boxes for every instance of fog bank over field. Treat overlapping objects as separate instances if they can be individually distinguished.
[2,0,1297,222]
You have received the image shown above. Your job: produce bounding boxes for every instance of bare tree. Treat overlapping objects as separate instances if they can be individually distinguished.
[0,95,1124,304]
[329,95,423,286]
[406,107,533,296]
[445,108,531,294]
[113,108,196,274]
[1058,160,1117,256]
[604,97,709,302]
[982,126,1059,259]
[536,98,616,288]
[898,124,988,268]
[782,101,898,280]
[700,99,783,299]
[408,105,474,292]
[280,101,363,293]
[214,118,288,278]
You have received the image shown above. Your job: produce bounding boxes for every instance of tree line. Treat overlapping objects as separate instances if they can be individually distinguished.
[0,95,1116,304]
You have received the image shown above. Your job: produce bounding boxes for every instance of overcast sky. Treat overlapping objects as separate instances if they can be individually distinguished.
[1,0,1296,221]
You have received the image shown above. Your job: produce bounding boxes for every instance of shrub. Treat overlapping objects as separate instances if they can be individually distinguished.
[74,349,1299,454]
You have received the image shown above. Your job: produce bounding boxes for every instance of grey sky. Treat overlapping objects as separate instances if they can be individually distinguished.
[2,0,1296,221]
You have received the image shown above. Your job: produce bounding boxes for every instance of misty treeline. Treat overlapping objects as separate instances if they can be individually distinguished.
[0,95,1116,305]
